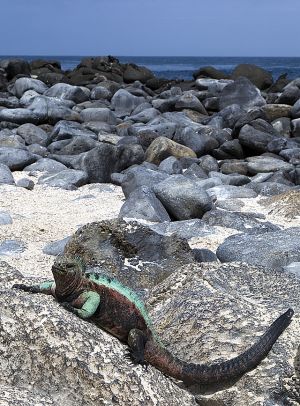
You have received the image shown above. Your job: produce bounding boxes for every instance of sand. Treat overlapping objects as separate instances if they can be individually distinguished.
[1,172,299,279]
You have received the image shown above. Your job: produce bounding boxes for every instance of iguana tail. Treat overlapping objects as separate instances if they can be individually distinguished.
[144,309,293,385]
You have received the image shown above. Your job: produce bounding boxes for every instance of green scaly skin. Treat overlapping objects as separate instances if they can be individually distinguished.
[13,255,294,386]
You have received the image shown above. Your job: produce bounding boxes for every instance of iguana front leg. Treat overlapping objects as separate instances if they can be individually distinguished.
[61,291,100,319]
[13,281,55,295]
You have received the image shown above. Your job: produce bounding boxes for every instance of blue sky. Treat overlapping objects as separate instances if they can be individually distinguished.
[1,0,299,56]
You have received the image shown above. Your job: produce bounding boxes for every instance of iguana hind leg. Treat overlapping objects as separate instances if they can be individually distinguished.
[128,328,148,367]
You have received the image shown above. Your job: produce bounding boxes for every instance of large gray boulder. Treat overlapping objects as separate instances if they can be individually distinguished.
[37,169,88,190]
[217,227,300,269]
[119,186,171,223]
[12,77,48,98]
[0,58,30,80]
[153,175,213,220]
[0,163,15,185]
[0,262,196,406]
[44,83,89,103]
[0,147,37,170]
[28,96,80,124]
[149,262,299,405]
[111,89,145,116]
[0,108,41,124]
[219,77,266,110]
[16,123,49,146]
[64,219,194,291]
[50,120,97,141]
[24,158,68,173]
[121,166,168,198]
[239,124,275,153]
[231,64,273,89]
[80,107,117,124]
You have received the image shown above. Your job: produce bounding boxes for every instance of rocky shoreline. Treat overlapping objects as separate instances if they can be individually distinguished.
[0,57,300,405]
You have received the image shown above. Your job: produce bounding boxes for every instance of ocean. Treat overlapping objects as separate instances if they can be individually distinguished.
[1,56,300,81]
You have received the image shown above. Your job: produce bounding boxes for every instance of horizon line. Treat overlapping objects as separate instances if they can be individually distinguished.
[1,54,300,59]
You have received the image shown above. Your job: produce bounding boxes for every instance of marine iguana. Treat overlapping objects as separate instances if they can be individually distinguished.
[13,255,294,386]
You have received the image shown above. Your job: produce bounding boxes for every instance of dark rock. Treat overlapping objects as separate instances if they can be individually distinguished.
[0,58,30,80]
[153,175,213,220]
[121,166,168,198]
[64,219,194,290]
[53,136,98,155]
[207,185,257,200]
[131,123,176,148]
[0,95,19,108]
[198,154,219,173]
[0,163,15,185]
[42,236,71,256]
[231,64,273,89]
[246,156,294,174]
[51,120,97,142]
[196,78,233,93]
[123,64,154,83]
[184,163,208,179]
[217,227,300,269]
[149,261,299,405]
[272,117,291,137]
[0,147,36,170]
[219,77,266,110]
[291,99,300,119]
[37,169,88,190]
[0,108,41,125]
[216,199,245,211]
[72,143,144,183]
[202,209,280,233]
[213,139,244,160]
[90,86,112,100]
[192,248,218,262]
[28,96,80,124]
[44,83,89,103]
[280,148,300,161]
[175,92,207,114]
[276,85,300,105]
[111,89,145,117]
[239,124,275,153]
[80,107,117,124]
[24,158,68,173]
[261,104,291,121]
[158,156,183,174]
[203,96,219,111]
[220,161,248,175]
[129,108,160,124]
[173,126,219,156]
[209,171,250,186]
[0,240,26,256]
[150,218,215,239]
[16,178,34,190]
[291,118,300,137]
[0,211,12,225]
[193,66,229,80]
[145,136,197,165]
[13,78,48,98]
[119,186,171,222]
[246,181,294,196]
[16,123,49,146]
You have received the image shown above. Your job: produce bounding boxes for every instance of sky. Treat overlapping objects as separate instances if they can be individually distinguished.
[1,0,299,56]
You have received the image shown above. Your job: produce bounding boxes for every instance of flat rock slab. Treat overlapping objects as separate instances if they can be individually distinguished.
[207,184,258,200]
[150,219,216,240]
[148,262,300,405]
[43,236,71,256]
[216,227,300,269]
[0,211,13,225]
[64,219,194,292]
[0,262,196,406]
[0,240,26,256]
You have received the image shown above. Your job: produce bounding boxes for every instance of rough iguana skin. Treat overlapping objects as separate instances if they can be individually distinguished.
[13,255,294,386]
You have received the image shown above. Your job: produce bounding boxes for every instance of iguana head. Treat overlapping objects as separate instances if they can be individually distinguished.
[52,255,84,277]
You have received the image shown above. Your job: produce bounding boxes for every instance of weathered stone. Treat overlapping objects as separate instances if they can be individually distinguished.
[145,136,197,165]
[0,147,36,170]
[16,177,34,190]
[42,236,71,256]
[0,163,15,184]
[149,262,299,404]
[150,218,215,239]
[28,96,80,124]
[261,104,291,121]
[24,158,68,173]
[158,156,183,175]
[80,107,117,124]
[51,120,97,141]
[13,77,48,98]
[193,66,229,80]
[44,83,89,103]
[123,63,154,83]
[246,181,294,196]
[203,208,279,233]
[246,156,294,174]
[207,185,258,200]
[217,227,300,269]
[121,166,168,198]
[111,89,145,117]
[119,186,171,223]
[239,124,275,153]
[219,77,266,110]
[16,123,49,146]
[37,169,88,190]
[0,58,30,80]
[192,248,218,262]
[154,175,213,220]
[64,219,194,291]
[231,64,273,89]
